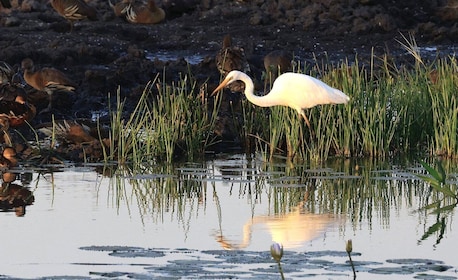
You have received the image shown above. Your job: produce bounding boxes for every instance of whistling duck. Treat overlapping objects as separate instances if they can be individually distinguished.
[124,0,165,24]
[37,119,110,162]
[2,170,17,183]
[0,82,36,145]
[263,50,293,81]
[37,119,97,144]
[108,0,130,17]
[215,34,251,77]
[21,58,76,114]
[50,0,98,31]
[0,147,18,169]
[0,98,36,128]
[0,0,11,8]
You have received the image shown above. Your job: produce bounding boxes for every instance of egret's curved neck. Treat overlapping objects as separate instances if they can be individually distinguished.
[241,73,276,107]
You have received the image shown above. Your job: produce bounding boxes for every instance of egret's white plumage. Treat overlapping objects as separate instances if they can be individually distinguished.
[212,70,350,127]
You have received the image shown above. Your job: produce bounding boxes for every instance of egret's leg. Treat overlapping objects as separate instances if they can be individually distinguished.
[300,110,316,143]
[299,110,311,129]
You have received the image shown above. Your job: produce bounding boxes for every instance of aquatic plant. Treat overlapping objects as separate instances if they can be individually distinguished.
[415,160,458,245]
[270,242,285,280]
[346,239,356,279]
[428,57,458,157]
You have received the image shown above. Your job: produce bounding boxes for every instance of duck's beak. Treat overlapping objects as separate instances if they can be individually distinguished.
[211,76,231,96]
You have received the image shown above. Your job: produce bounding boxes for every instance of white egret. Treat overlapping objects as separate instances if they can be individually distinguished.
[212,70,350,127]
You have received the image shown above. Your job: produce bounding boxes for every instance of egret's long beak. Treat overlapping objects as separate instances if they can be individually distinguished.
[211,76,231,96]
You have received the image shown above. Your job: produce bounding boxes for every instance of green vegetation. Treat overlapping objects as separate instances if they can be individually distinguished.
[270,242,285,280]
[105,37,457,165]
[106,72,220,165]
[415,160,458,245]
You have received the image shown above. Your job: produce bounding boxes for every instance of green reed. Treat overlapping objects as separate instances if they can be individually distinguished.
[107,70,219,165]
[428,56,458,157]
[108,85,152,166]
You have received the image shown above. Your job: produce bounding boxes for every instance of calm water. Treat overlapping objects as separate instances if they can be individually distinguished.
[1,154,457,279]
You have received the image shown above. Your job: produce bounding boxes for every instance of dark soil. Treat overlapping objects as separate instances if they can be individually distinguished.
[0,0,457,159]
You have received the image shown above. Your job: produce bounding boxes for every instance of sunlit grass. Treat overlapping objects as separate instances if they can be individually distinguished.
[106,70,220,166]
[429,57,458,157]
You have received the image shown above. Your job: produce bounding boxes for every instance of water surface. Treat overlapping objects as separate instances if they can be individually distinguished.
[1,155,457,279]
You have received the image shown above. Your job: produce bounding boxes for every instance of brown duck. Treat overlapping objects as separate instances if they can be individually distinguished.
[0,97,36,128]
[263,50,293,81]
[21,58,76,114]
[0,81,36,145]
[108,0,130,17]
[124,0,165,24]
[0,147,18,169]
[215,34,251,77]
[51,0,97,31]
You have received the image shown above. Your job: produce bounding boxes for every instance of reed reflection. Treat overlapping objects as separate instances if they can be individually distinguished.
[108,156,458,251]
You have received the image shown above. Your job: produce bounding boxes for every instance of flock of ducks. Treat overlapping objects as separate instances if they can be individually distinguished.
[1,0,292,168]
[1,0,347,218]
[1,57,80,167]
[50,0,166,27]
[0,3,295,214]
[1,0,167,216]
[0,61,36,147]
[1,0,165,27]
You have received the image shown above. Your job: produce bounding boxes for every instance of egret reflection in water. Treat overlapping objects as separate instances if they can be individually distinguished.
[215,201,338,250]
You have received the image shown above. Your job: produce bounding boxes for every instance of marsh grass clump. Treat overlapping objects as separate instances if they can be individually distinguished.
[107,71,219,166]
[427,57,458,157]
